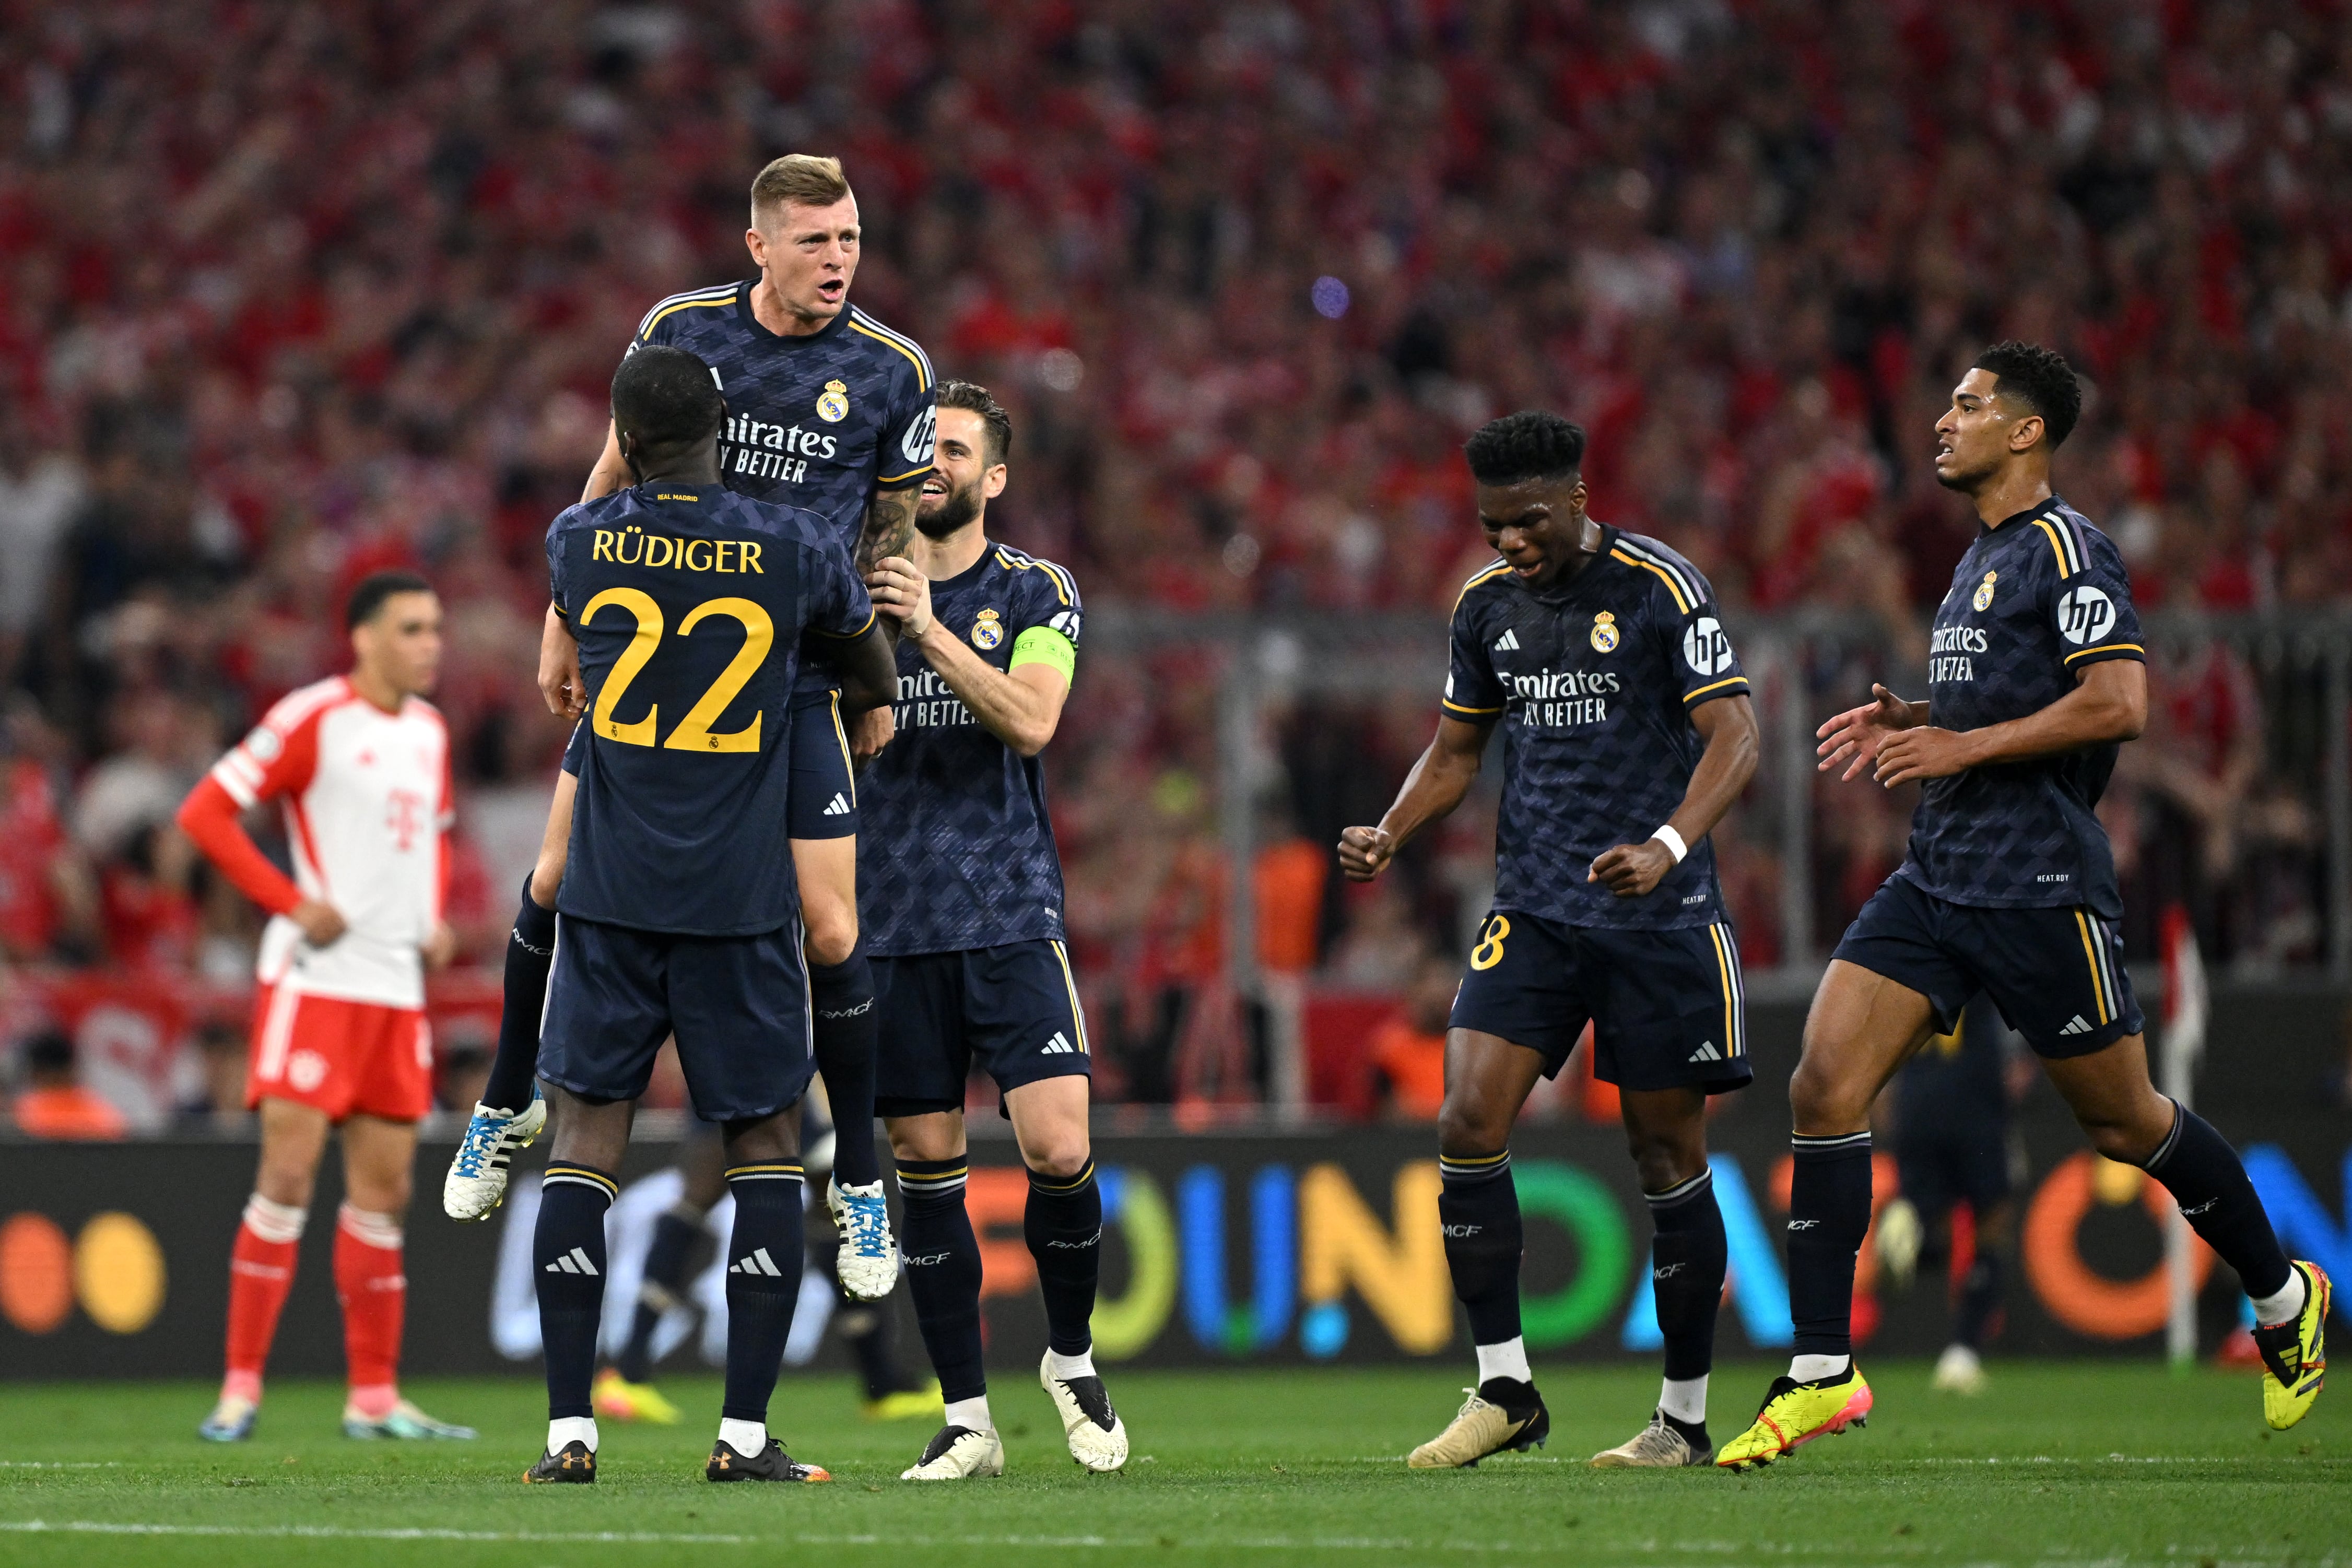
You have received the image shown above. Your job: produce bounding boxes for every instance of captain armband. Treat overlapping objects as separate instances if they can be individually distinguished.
[1008,626,1076,682]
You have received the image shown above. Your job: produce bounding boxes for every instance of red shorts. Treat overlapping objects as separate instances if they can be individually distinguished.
[247,983,433,1123]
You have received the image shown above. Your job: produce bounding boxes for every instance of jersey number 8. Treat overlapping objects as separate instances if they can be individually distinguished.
[582,587,773,753]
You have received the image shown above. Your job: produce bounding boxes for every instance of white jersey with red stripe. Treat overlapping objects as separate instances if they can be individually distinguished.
[209,676,451,1008]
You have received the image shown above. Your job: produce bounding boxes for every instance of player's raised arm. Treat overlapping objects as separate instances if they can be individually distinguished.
[1338,714,1493,882]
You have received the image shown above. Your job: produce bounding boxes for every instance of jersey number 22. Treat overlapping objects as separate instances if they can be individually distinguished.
[582,587,773,753]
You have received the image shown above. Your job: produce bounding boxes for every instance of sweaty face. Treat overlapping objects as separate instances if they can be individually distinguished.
[749,196,861,326]
[1934,368,2032,492]
[1476,475,1590,591]
[917,406,1001,539]
[355,591,444,699]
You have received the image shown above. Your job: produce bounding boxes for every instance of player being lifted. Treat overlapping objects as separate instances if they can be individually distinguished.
[1340,411,1761,1470]
[522,345,894,1484]
[179,571,474,1443]
[855,382,1127,1478]
[447,154,937,1302]
[1718,343,2328,1470]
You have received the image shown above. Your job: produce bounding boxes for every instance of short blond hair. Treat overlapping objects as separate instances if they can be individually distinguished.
[750,155,852,227]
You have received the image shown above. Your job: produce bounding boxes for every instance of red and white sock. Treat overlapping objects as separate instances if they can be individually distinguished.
[335,1203,406,1418]
[224,1194,307,1404]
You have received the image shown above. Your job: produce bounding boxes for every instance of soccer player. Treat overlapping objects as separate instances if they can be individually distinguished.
[855,382,1126,1479]
[447,153,935,1297]
[522,344,894,1484]
[1874,993,2019,1396]
[178,570,474,1443]
[1338,410,1761,1470]
[1717,343,2329,1469]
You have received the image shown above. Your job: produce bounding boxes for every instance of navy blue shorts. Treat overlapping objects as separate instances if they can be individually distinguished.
[1833,875,2143,1058]
[1448,911,1753,1094]
[540,914,815,1121]
[873,939,1091,1116]
[786,689,857,840]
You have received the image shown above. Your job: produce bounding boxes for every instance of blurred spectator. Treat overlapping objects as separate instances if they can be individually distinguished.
[12,1028,128,1140]
[173,1017,250,1133]
[1253,809,1328,977]
[1368,955,1461,1121]
[1327,881,1433,992]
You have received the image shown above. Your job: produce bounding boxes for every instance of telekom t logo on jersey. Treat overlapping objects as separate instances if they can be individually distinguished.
[385,788,428,851]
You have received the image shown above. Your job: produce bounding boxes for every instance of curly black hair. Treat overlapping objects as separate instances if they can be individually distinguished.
[1464,409,1587,486]
[1972,340,2081,449]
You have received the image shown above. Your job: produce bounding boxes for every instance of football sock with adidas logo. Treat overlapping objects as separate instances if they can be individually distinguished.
[721,1162,805,1425]
[616,1202,706,1385]
[1647,1167,1726,1419]
[896,1158,987,1402]
[1785,1131,1874,1373]
[808,948,880,1188]
[1025,1160,1103,1357]
[485,875,556,1115]
[1439,1149,1524,1350]
[534,1164,618,1420]
[2137,1100,2296,1316]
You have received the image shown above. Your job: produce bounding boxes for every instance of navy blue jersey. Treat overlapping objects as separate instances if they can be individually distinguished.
[1444,526,1749,930]
[547,482,875,936]
[629,283,936,539]
[1896,498,2143,917]
[856,545,1082,957]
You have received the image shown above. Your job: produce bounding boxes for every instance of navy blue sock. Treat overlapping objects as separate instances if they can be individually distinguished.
[809,949,879,1187]
[897,1158,986,1402]
[615,1205,703,1384]
[534,1164,617,1419]
[720,1162,805,1423]
[1647,1168,1727,1382]
[1954,1250,2003,1351]
[2139,1101,2293,1301]
[485,877,555,1114]
[1025,1160,1103,1357]
[1786,1133,1874,1359]
[1438,1150,1523,1347]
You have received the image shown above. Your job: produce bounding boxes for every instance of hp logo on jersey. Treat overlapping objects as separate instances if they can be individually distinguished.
[1681,616,1735,677]
[2057,585,2115,646]
[903,405,937,467]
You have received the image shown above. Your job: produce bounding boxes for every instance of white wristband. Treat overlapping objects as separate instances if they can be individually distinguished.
[1650,825,1688,864]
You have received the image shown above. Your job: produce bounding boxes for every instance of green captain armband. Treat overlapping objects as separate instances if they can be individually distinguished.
[1009,626,1076,682]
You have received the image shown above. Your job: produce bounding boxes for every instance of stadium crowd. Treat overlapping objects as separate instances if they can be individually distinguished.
[4,0,2352,1121]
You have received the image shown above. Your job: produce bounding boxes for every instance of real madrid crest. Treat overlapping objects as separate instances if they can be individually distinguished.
[1589,611,1619,653]
[972,607,1004,650]
[1972,570,1997,612]
[816,378,850,424]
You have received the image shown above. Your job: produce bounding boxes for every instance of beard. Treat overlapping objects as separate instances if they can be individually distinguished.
[916,479,982,538]
[1933,447,1999,492]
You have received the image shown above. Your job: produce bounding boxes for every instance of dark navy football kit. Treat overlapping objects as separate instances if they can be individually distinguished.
[1440,526,1753,1093]
[855,545,1090,1114]
[1832,498,2146,1056]
[627,282,936,836]
[538,480,877,1119]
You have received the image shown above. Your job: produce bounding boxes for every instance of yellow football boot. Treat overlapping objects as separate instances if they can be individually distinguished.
[1715,1366,1872,1470]
[2253,1261,2329,1431]
[592,1367,683,1425]
[864,1382,946,1422]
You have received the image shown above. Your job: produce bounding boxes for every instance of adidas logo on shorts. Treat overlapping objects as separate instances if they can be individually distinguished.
[1493,629,1521,652]
[544,1247,599,1277]
[822,794,851,817]
[1040,1031,1077,1055]
[2059,1015,2092,1036]
[729,1247,790,1277]
[1687,1041,1722,1063]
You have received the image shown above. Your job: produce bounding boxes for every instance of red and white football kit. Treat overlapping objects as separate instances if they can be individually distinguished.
[178,676,451,1122]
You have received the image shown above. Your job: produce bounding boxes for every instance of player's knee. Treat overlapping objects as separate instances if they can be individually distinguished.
[1788,1053,1869,1135]
[1022,1132,1091,1181]
[1437,1090,1509,1155]
[2078,1111,2158,1166]
[804,910,857,969]
[528,852,564,910]
[252,1162,316,1210]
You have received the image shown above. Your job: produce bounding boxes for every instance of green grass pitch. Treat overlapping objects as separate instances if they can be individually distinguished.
[0,1363,2339,1566]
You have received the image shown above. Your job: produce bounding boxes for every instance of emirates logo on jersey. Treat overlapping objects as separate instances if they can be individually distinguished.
[385,787,429,852]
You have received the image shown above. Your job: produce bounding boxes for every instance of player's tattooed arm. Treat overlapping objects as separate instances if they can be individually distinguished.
[1590,694,1761,898]
[1338,715,1493,882]
[856,484,923,575]
[1872,658,2145,788]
